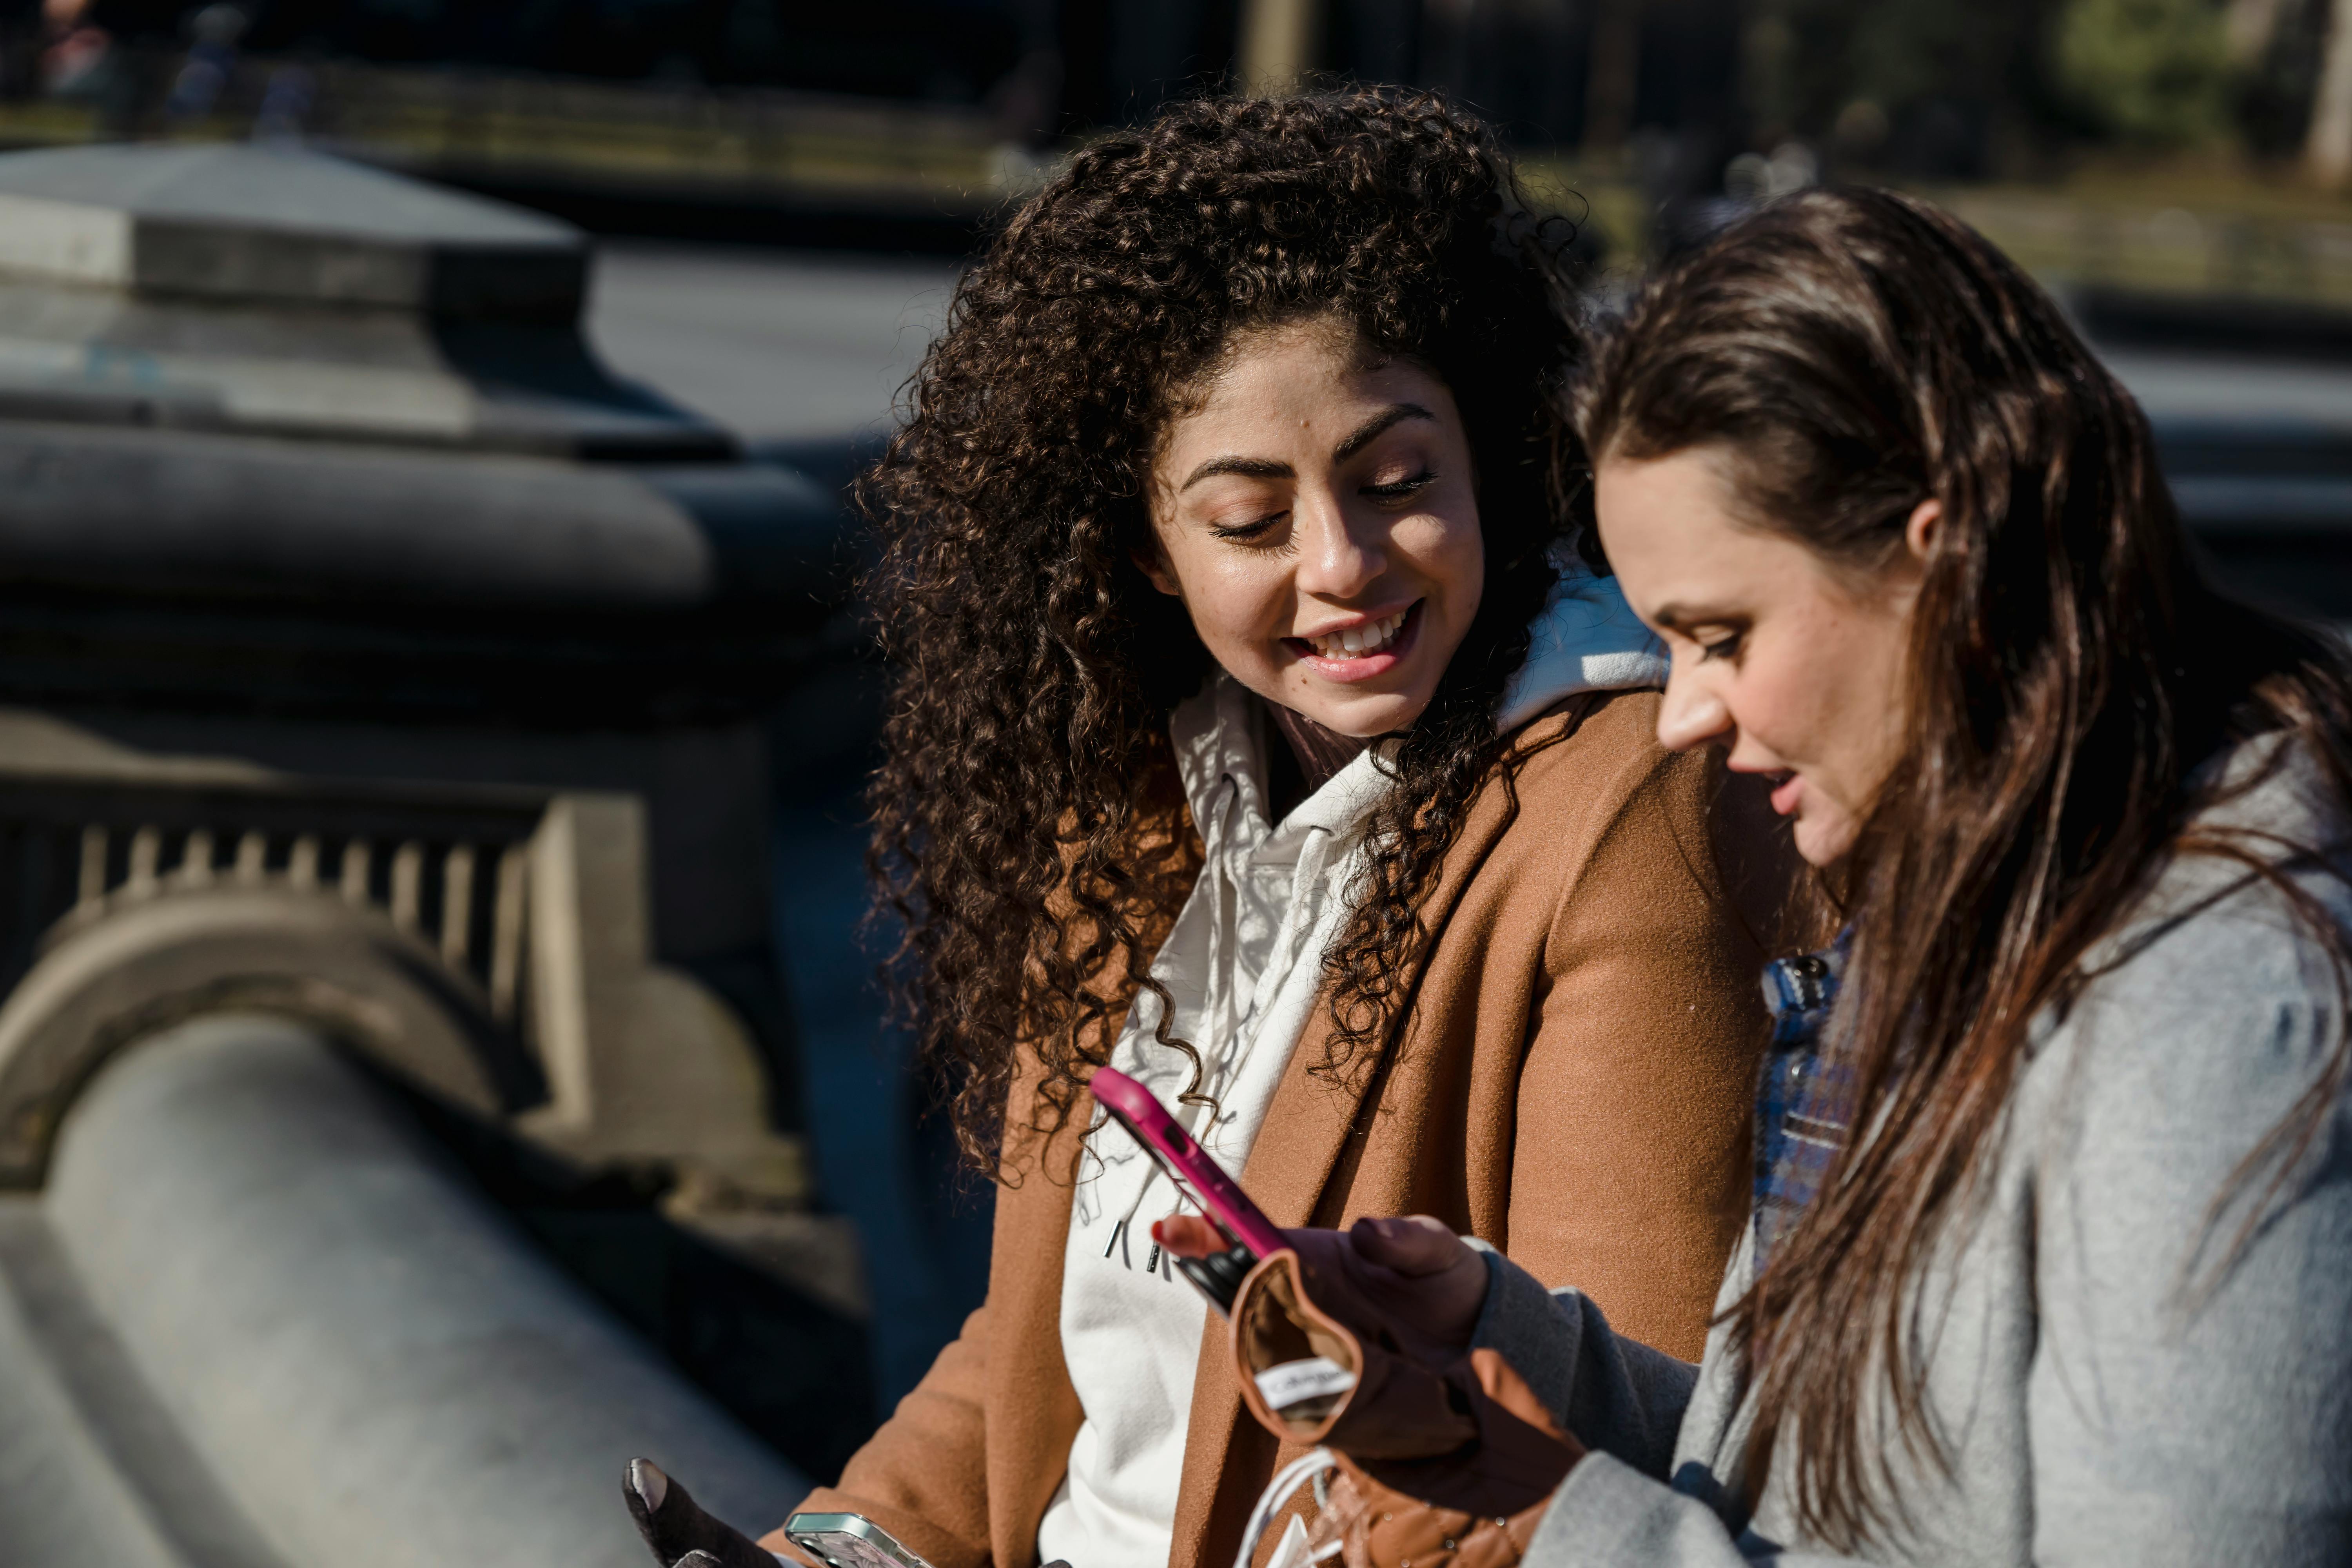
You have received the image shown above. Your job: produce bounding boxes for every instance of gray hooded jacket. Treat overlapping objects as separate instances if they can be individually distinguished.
[1475,737,2352,1567]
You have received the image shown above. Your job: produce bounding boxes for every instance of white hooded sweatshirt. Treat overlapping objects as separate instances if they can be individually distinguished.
[1032,561,1667,1568]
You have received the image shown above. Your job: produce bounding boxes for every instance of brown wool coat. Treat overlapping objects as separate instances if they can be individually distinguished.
[763,690,1791,1568]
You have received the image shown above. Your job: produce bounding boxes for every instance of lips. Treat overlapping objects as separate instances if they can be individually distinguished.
[1303,608,1408,660]
[1768,771,1803,817]
[1285,601,1422,682]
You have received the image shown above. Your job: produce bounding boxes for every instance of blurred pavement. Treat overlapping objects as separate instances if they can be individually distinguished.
[2110,350,2352,430]
[589,243,958,445]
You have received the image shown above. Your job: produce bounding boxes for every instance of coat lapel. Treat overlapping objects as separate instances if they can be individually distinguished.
[984,1073,1091,1568]
[1165,698,1595,1568]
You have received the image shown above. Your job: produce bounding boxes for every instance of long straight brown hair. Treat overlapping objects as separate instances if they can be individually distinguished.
[1575,187,2352,1548]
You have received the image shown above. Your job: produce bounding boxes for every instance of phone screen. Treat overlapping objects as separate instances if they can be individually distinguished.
[792,1532,912,1568]
[784,1515,933,1568]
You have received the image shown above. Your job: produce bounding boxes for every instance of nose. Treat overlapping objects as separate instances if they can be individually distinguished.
[1292,487,1386,601]
[1655,656,1733,752]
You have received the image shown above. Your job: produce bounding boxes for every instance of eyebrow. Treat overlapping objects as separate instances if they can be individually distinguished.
[1333,402,1437,461]
[1646,602,1731,631]
[1176,401,1440,492]
[1178,454,1292,492]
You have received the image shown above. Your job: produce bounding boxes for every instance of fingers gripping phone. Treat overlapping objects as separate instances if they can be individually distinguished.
[1089,1065,1285,1313]
[784,1513,935,1568]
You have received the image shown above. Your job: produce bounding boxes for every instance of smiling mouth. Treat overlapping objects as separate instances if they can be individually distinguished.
[1301,606,1411,660]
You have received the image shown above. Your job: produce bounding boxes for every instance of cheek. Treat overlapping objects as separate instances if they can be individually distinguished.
[1719,670,1801,759]
[1749,617,1906,788]
[1394,504,1484,606]
[1713,630,1847,764]
[1168,551,1295,653]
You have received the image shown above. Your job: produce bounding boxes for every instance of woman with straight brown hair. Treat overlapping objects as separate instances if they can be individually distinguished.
[1174,187,2352,1566]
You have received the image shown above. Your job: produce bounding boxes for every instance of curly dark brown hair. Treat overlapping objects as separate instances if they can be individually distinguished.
[863,87,1589,1176]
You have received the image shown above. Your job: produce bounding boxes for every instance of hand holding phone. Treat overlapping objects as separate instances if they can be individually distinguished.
[1161,1212,1493,1363]
[622,1458,780,1568]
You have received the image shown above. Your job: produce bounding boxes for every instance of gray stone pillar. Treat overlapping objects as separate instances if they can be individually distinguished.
[29,1013,804,1568]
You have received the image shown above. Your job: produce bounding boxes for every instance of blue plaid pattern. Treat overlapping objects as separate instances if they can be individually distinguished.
[1753,939,1854,1272]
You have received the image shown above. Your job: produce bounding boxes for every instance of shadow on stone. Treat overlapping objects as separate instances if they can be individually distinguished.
[375,1061,878,1486]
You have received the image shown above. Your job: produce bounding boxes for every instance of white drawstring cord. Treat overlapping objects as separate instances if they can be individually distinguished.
[1233,1448,1341,1568]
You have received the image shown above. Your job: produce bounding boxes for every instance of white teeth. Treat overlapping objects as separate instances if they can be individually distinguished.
[1308,608,1410,659]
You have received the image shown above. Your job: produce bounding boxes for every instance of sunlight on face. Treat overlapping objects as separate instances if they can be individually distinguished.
[1596,447,1924,867]
[1141,318,1484,739]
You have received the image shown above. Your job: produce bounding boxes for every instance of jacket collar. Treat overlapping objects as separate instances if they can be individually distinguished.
[1498,552,1668,728]
[1167,671,1394,873]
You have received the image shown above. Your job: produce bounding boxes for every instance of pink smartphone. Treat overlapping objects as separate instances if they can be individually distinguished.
[1089,1065,1286,1311]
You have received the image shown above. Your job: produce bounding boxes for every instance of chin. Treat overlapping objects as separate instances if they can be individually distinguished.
[1792,812,1860,868]
[1294,690,1430,739]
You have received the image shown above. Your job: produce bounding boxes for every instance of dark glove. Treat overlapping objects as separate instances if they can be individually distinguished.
[1230,1249,1583,1516]
[1230,1248,1586,1568]
[623,1458,778,1568]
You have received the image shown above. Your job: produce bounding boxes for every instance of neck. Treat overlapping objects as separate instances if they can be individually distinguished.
[1267,702,1373,802]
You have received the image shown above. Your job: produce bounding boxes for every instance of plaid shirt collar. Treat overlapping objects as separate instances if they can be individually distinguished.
[1753,936,1855,1272]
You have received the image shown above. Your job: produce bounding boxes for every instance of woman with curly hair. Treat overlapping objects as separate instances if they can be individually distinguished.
[752,89,1796,1568]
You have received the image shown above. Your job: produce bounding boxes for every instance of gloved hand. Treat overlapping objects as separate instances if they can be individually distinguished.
[622,1457,780,1568]
[1223,1248,1583,1568]
[1230,1248,1581,1509]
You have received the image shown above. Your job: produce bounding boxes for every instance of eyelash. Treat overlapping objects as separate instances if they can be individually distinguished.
[1697,631,1745,663]
[1206,469,1437,542]
[1365,469,1436,503]
[1211,514,1283,541]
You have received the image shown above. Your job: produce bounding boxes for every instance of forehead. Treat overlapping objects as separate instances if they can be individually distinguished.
[1594,449,1814,620]
[1158,321,1443,454]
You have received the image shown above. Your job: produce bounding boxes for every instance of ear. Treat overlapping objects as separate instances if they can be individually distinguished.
[1132,537,1182,599]
[1903,498,1943,563]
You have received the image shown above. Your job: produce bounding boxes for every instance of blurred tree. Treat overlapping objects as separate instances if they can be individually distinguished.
[2229,0,2288,56]
[2312,0,2352,180]
[1584,0,1641,150]
[2234,0,2331,154]
[1739,0,2047,176]
[2053,0,2235,146]
[1237,0,1313,94]
[1740,0,1798,145]
[238,0,1027,100]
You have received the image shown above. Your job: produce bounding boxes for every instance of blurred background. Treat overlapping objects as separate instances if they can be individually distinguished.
[6,0,2352,287]
[0,3,2342,1564]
